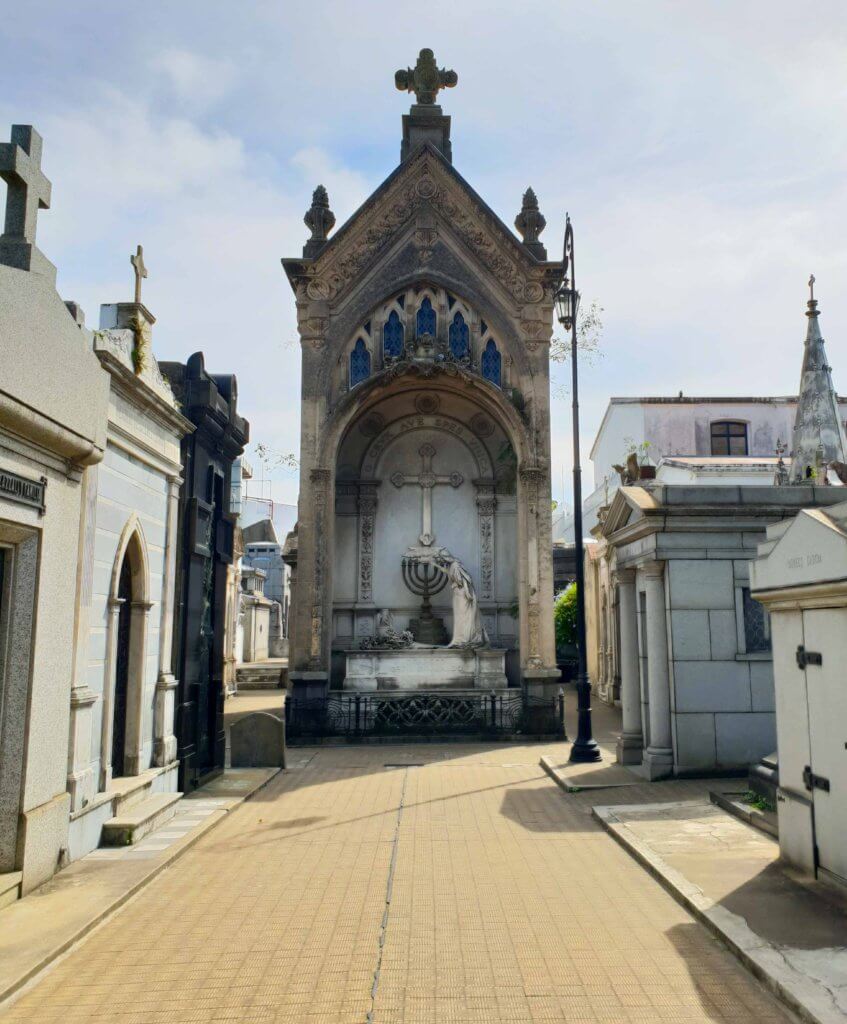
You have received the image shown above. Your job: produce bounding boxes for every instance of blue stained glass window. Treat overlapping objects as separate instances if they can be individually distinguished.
[383,310,404,358]
[350,338,370,387]
[416,297,436,336]
[481,339,501,386]
[449,312,469,359]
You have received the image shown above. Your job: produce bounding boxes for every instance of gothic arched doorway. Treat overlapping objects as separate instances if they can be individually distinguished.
[112,555,133,777]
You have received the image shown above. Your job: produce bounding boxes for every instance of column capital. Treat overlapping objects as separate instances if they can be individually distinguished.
[640,559,665,579]
[613,567,637,586]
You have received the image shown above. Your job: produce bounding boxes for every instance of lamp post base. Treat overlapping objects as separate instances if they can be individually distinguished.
[569,737,602,763]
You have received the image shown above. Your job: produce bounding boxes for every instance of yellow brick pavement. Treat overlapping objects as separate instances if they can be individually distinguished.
[0,741,792,1024]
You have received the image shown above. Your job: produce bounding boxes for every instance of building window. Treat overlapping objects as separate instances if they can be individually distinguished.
[710,420,748,456]
[449,312,469,359]
[382,310,404,359]
[481,338,501,386]
[742,587,771,653]
[349,338,370,387]
[416,297,436,336]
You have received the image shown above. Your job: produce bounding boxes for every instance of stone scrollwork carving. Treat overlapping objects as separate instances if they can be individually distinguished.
[357,483,379,603]
[297,154,549,306]
[475,482,496,601]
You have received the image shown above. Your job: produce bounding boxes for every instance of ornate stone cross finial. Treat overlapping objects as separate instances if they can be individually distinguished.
[130,244,147,304]
[0,125,51,245]
[0,124,55,279]
[395,49,457,105]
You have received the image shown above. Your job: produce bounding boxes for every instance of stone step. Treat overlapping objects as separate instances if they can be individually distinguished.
[0,871,22,910]
[237,678,283,690]
[107,768,164,815]
[101,791,182,847]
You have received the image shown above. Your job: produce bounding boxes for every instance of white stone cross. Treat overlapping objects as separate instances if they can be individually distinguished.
[0,125,51,244]
[131,244,147,304]
[390,443,463,546]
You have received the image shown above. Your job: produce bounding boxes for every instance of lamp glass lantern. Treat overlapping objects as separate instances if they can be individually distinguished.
[554,278,580,332]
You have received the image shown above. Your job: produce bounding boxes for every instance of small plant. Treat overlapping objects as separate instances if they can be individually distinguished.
[741,790,775,813]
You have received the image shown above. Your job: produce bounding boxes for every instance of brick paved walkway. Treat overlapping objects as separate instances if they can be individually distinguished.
[1,736,792,1022]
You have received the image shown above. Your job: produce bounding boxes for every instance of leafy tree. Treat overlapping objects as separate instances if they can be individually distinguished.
[554,583,578,650]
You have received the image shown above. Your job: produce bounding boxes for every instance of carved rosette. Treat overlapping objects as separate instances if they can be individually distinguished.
[357,483,379,603]
[474,482,496,601]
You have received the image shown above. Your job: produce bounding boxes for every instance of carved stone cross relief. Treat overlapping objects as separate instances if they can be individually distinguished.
[390,443,463,547]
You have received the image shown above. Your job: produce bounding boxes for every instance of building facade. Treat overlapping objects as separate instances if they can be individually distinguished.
[65,299,193,861]
[283,52,561,702]
[0,125,110,894]
[161,354,248,790]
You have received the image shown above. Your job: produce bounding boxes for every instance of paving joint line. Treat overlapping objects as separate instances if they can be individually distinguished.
[367,766,410,1024]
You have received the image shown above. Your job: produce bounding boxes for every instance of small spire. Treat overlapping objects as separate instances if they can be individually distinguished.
[807,273,819,318]
[303,185,335,258]
[514,187,547,259]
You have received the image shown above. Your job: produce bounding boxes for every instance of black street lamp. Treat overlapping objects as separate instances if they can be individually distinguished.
[555,215,601,764]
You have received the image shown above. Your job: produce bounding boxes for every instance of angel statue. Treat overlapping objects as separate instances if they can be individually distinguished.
[422,549,489,648]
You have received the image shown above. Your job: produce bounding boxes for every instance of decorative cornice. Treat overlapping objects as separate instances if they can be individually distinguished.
[287,148,555,308]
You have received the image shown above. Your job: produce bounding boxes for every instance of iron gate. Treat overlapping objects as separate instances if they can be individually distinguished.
[285,690,564,741]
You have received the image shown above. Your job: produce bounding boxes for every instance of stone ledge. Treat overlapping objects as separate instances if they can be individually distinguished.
[593,801,847,1024]
[101,792,182,847]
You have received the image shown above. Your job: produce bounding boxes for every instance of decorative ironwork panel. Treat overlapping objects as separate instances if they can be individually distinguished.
[286,691,564,740]
[742,587,771,653]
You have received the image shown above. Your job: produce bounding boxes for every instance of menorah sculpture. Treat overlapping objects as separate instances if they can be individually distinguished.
[402,555,448,645]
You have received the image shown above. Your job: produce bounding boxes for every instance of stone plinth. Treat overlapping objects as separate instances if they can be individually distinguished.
[344,647,507,691]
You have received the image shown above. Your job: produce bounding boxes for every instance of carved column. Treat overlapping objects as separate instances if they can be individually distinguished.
[357,482,380,604]
[641,561,673,779]
[309,467,332,671]
[125,599,154,777]
[614,568,643,765]
[474,480,496,602]
[518,463,559,697]
[67,465,100,810]
[100,596,124,791]
[154,475,181,767]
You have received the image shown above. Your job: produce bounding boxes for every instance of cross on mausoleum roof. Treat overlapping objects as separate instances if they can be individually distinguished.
[0,124,55,279]
[131,244,148,304]
[395,48,457,105]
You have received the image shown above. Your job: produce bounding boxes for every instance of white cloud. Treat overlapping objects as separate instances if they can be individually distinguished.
[151,48,238,110]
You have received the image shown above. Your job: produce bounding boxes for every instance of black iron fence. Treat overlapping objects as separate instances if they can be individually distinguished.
[286,690,564,741]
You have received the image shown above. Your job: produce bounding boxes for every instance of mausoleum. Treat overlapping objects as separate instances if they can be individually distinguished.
[283,51,561,724]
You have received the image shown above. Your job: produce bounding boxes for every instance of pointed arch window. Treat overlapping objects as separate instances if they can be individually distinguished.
[350,338,371,387]
[383,310,404,359]
[481,338,502,386]
[416,296,436,336]
[449,312,469,359]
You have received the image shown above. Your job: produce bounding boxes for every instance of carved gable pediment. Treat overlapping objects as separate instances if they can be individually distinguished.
[286,145,558,307]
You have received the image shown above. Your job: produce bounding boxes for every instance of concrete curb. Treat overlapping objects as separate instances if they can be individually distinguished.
[0,768,281,1009]
[539,755,640,793]
[593,803,843,1024]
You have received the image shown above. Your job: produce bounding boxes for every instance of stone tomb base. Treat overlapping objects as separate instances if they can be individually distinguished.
[344,647,507,691]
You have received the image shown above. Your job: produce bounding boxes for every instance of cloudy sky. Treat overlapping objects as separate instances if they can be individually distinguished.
[3,1,845,507]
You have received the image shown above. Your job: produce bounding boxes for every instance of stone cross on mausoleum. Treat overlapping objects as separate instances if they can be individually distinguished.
[0,124,54,281]
[131,244,148,304]
[395,49,457,105]
[391,443,463,546]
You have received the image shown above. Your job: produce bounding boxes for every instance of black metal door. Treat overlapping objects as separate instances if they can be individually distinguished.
[112,557,133,776]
